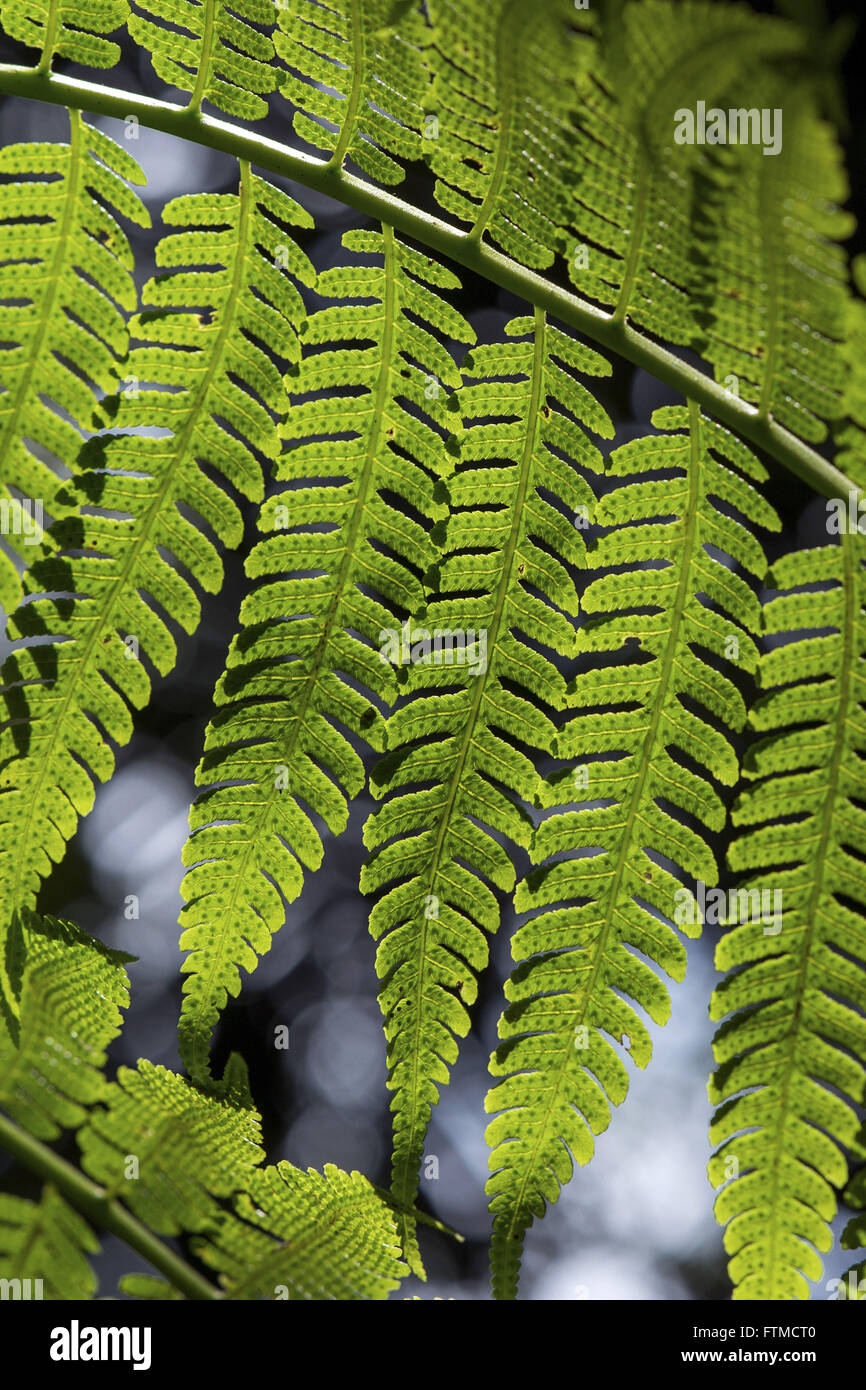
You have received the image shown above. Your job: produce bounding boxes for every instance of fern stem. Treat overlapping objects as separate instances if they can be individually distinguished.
[0,64,856,505]
[0,1110,224,1300]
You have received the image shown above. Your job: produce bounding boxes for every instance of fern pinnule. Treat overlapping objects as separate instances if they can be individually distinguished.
[0,117,150,613]
[709,537,866,1300]
[118,1274,184,1300]
[485,404,780,1299]
[0,170,313,932]
[275,0,428,184]
[362,311,612,1268]
[177,225,473,1080]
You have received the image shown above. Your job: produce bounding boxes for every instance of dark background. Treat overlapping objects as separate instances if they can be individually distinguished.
[0,0,863,1299]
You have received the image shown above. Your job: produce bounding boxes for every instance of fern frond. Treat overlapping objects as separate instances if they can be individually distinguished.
[424,0,589,268]
[0,910,130,1140]
[698,92,852,445]
[485,403,780,1299]
[0,169,313,930]
[129,0,278,119]
[361,312,612,1266]
[0,0,128,68]
[275,0,428,184]
[177,225,471,1079]
[708,536,866,1300]
[0,116,149,613]
[78,1060,264,1235]
[193,1161,408,1299]
[0,1187,98,1298]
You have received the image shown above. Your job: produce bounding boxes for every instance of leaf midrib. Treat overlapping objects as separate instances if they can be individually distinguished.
[467,0,517,244]
[327,0,364,172]
[189,0,216,115]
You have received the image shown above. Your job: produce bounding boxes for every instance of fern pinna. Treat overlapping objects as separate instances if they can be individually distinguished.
[0,115,148,613]
[709,539,866,1299]
[0,0,864,1306]
[362,312,611,1270]
[177,226,472,1081]
[485,404,780,1297]
[0,168,312,927]
[131,0,277,119]
[274,0,428,183]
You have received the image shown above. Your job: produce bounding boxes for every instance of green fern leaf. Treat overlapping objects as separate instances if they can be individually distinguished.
[565,73,697,344]
[275,0,428,184]
[570,0,790,341]
[425,0,589,267]
[698,93,853,445]
[0,170,313,931]
[0,0,128,68]
[78,1060,264,1235]
[130,0,278,119]
[76,1064,406,1298]
[0,1187,98,1299]
[0,117,149,613]
[0,910,130,1140]
[193,1161,408,1299]
[177,225,472,1079]
[708,536,866,1299]
[485,403,780,1299]
[362,311,612,1268]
